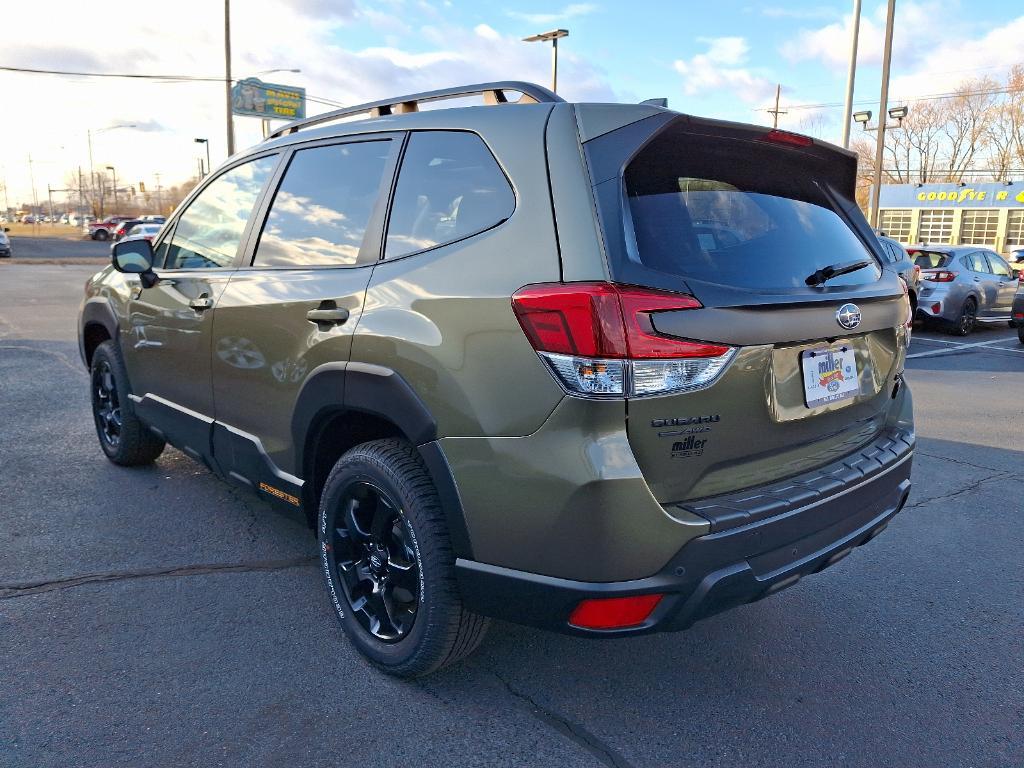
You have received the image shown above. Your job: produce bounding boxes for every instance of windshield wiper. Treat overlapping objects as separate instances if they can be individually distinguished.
[805,259,872,287]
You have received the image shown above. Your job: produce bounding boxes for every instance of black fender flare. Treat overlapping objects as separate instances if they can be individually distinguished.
[79,297,120,368]
[292,361,473,558]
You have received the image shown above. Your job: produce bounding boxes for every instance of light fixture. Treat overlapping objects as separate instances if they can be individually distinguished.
[522,28,569,43]
[853,110,872,124]
[888,105,908,120]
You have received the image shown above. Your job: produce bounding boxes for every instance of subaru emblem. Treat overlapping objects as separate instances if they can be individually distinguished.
[836,303,861,330]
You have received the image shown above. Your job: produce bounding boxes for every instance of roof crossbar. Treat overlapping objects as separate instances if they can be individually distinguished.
[267,81,563,139]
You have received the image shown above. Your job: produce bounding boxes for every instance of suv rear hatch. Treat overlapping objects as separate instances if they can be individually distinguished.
[582,112,909,503]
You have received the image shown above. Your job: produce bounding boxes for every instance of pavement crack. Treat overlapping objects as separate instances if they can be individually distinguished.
[485,668,635,768]
[915,450,1007,473]
[0,556,317,599]
[905,470,1010,510]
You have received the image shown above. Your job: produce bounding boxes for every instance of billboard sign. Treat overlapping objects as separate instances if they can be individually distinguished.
[880,182,1024,209]
[231,77,306,120]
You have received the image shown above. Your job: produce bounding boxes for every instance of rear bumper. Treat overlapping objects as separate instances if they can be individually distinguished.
[456,440,913,637]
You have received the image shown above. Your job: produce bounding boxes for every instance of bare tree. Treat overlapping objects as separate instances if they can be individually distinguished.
[941,76,997,182]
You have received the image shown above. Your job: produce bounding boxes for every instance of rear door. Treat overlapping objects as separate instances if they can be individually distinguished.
[985,252,1018,315]
[965,250,999,316]
[210,134,401,500]
[583,115,908,503]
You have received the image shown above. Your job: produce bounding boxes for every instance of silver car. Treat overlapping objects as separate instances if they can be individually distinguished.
[911,245,1018,335]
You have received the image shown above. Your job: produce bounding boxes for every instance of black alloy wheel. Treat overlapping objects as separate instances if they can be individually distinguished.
[92,359,122,448]
[954,298,977,336]
[329,481,420,642]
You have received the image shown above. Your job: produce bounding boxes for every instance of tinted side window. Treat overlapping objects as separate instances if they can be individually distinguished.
[385,132,514,259]
[254,140,392,268]
[164,156,277,270]
[967,252,989,273]
[987,253,1011,277]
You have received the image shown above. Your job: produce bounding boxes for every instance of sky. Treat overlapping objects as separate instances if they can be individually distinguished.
[3,0,1024,209]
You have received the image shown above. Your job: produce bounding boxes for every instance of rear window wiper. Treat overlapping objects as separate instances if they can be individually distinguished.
[805,259,872,286]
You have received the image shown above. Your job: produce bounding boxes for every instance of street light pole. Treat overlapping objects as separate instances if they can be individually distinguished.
[195,138,211,178]
[522,29,569,93]
[841,0,863,149]
[224,0,235,157]
[870,0,897,228]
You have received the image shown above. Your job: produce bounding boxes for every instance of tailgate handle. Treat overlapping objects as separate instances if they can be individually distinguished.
[307,305,350,328]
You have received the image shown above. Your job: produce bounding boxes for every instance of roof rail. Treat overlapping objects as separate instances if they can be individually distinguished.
[267,81,563,140]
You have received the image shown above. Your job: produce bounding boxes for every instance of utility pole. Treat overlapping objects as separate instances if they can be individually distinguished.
[870,0,897,228]
[78,168,86,222]
[155,173,164,214]
[47,185,54,224]
[841,0,863,148]
[107,166,119,212]
[224,0,235,157]
[767,84,787,128]
[27,155,39,225]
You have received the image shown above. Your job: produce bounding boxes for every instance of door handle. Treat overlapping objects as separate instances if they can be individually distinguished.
[189,296,214,311]
[306,307,350,326]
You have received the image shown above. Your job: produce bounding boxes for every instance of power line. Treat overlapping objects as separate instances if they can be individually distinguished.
[0,63,345,109]
[765,83,1024,114]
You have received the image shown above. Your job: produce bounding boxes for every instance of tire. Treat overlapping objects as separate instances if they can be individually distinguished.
[90,340,166,466]
[93,229,109,241]
[1018,324,1024,345]
[947,297,977,336]
[318,439,488,677]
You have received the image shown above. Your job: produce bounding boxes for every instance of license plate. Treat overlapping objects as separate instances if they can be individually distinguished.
[800,345,859,408]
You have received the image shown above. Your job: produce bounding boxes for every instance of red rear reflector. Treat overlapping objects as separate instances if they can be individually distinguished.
[512,282,728,359]
[761,129,813,147]
[568,594,663,630]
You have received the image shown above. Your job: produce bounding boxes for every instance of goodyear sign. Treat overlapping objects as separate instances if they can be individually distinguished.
[880,182,1024,208]
[231,77,306,120]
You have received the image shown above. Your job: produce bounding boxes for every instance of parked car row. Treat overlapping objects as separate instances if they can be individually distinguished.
[86,214,165,241]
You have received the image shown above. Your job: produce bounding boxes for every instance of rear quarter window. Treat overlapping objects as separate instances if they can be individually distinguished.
[384,131,514,259]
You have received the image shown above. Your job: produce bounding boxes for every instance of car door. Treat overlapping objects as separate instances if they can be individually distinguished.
[963,250,998,316]
[985,252,1018,315]
[122,153,279,464]
[210,134,401,502]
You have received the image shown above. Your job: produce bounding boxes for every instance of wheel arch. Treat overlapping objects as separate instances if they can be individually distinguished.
[293,362,473,557]
[80,298,119,368]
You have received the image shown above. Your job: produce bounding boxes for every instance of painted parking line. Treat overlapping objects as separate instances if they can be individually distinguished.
[907,338,1024,358]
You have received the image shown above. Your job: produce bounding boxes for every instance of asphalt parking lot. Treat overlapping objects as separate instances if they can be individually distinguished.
[3,234,109,261]
[1,261,1021,768]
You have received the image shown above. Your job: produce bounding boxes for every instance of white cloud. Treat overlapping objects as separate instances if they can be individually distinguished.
[0,0,614,207]
[506,3,597,27]
[474,23,501,41]
[673,37,774,104]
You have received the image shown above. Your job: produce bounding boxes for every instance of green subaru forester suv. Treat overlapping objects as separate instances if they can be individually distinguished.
[79,82,914,677]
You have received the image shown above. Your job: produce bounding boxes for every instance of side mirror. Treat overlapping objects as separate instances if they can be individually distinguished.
[112,239,159,288]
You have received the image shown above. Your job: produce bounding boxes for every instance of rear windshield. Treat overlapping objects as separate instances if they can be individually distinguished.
[909,250,952,269]
[623,131,880,290]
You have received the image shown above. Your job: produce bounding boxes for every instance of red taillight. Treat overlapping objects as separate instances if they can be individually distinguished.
[923,270,957,282]
[568,594,663,630]
[510,282,626,357]
[761,129,813,147]
[511,282,728,359]
[1014,312,1024,319]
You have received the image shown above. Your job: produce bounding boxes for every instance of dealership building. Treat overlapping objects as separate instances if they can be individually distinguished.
[877,182,1024,254]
